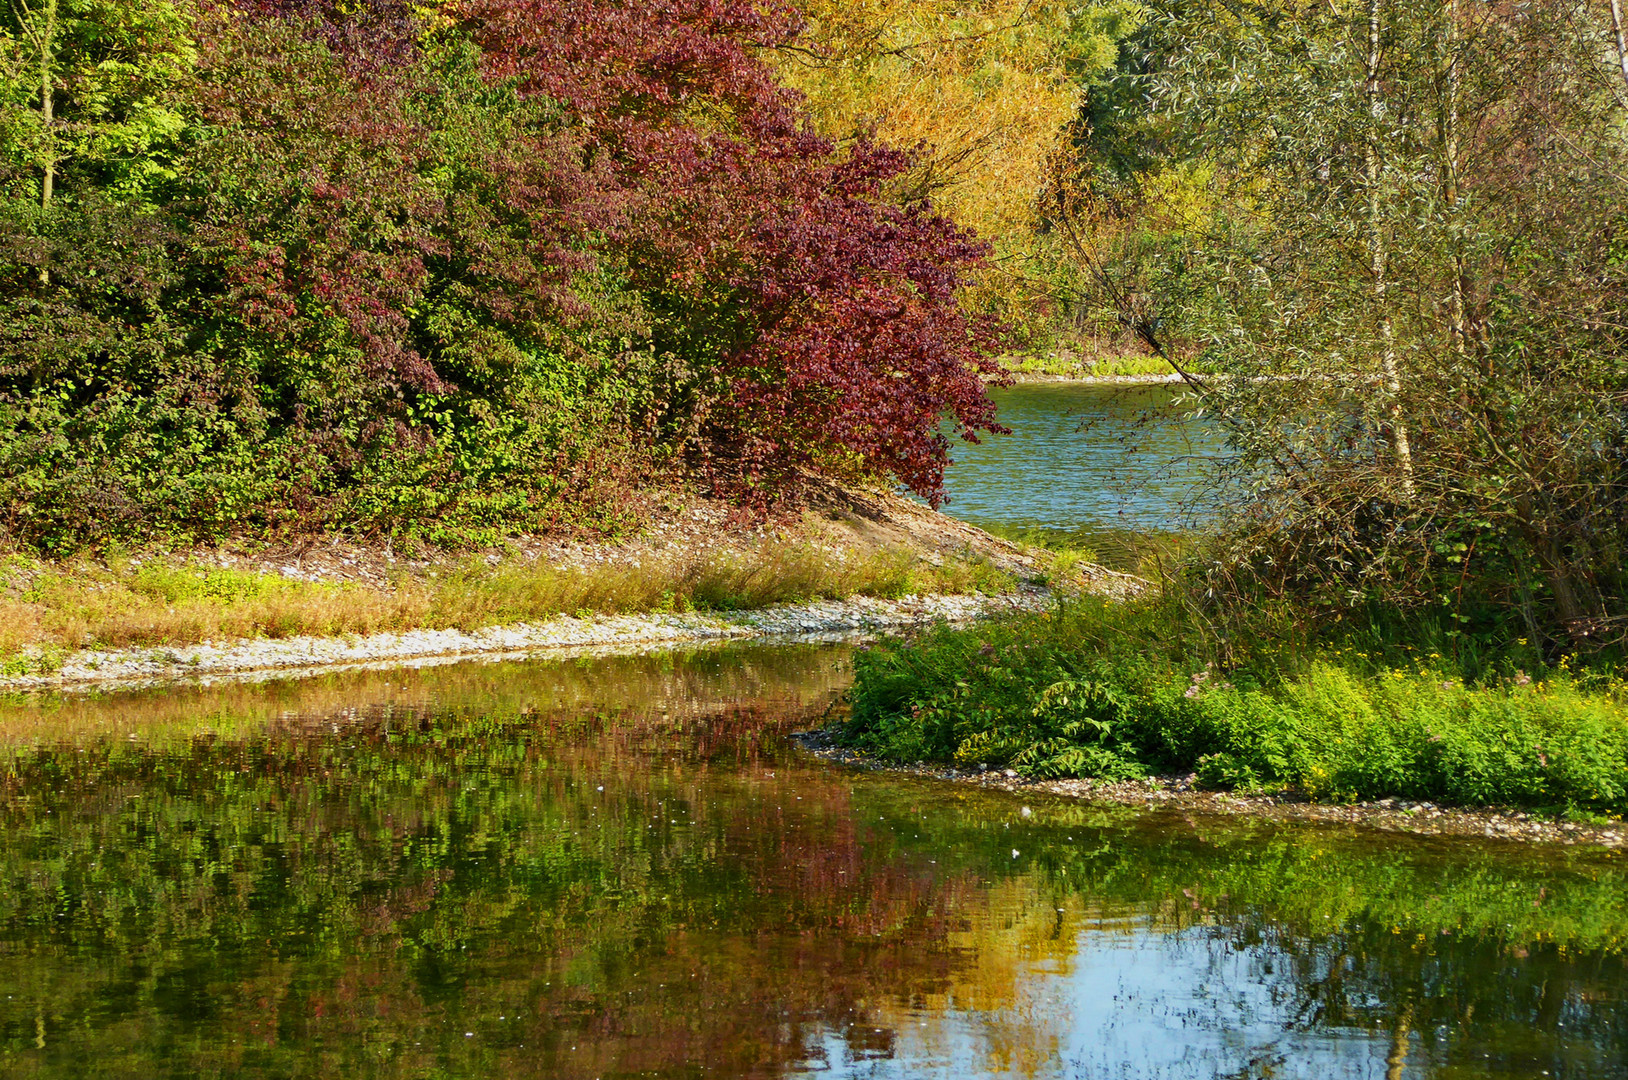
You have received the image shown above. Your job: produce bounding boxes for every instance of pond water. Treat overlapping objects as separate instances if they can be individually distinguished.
[937,381,1227,567]
[3,645,1625,1079]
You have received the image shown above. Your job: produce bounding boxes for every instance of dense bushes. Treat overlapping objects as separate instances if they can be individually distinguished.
[0,0,1005,552]
[844,600,1628,812]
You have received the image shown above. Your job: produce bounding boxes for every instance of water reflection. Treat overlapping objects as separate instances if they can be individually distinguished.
[1,645,1624,1078]
[938,382,1227,567]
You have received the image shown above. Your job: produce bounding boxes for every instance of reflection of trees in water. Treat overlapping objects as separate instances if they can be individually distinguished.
[0,642,853,746]
[1044,892,1628,1077]
[0,677,986,1077]
[1045,813,1628,1076]
[0,669,1625,1077]
[1233,921,1628,1076]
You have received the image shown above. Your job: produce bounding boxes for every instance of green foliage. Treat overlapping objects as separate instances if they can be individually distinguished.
[126,563,280,604]
[0,351,654,550]
[0,0,1011,553]
[0,7,651,550]
[1100,0,1628,650]
[0,0,197,207]
[845,599,1628,812]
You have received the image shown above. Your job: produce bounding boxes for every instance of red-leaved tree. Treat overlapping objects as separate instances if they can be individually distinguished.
[123,0,1005,536]
[454,0,1008,502]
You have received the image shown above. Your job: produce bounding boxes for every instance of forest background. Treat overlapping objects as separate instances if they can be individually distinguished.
[2,0,1627,664]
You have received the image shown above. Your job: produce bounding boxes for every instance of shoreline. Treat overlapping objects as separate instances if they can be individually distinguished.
[0,590,1049,695]
[991,370,1186,385]
[1,484,1147,695]
[793,728,1628,852]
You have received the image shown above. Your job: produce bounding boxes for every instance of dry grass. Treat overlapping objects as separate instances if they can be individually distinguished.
[0,541,1016,666]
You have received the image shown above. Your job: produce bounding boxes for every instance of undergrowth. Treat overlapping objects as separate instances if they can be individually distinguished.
[844,597,1628,814]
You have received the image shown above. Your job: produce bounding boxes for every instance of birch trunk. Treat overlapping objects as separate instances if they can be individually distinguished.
[29,0,57,213]
[20,0,59,285]
[1366,0,1415,498]
[1610,0,1628,93]
[1444,0,1467,366]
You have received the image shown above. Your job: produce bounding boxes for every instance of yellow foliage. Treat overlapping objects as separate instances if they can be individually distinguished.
[775,1,1141,242]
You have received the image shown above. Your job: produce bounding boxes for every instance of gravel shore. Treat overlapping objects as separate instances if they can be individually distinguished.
[1,589,1049,694]
[794,728,1628,852]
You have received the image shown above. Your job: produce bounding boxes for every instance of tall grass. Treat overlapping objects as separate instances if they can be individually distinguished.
[0,542,1015,661]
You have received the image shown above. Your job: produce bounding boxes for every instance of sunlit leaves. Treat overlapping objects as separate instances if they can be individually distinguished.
[0,0,196,206]
[774,0,1139,240]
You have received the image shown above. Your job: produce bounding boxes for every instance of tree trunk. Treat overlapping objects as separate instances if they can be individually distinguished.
[1385,1003,1414,1080]
[1366,0,1415,499]
[1443,0,1467,366]
[1610,0,1628,94]
[1536,536,1594,642]
[1516,494,1602,644]
[37,0,56,212]
[31,0,58,286]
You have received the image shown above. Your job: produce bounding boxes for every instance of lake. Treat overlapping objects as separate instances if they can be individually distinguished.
[936,380,1228,567]
[2,646,1625,1079]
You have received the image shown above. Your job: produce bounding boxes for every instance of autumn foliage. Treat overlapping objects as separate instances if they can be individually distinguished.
[455,0,1006,494]
[0,0,1005,550]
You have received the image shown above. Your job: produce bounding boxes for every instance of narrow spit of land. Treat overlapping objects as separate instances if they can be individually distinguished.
[0,484,1143,693]
[993,346,1196,383]
[6,593,1043,693]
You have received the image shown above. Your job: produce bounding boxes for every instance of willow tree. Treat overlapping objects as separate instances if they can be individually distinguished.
[1135,0,1628,649]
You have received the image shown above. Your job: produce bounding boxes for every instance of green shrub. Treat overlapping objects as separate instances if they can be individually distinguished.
[844,600,1628,812]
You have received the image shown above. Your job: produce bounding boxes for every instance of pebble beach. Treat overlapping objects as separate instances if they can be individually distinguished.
[0,589,1050,694]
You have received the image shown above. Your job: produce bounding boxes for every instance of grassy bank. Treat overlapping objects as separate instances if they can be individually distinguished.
[843,598,1628,816]
[0,540,1018,675]
[1000,350,1196,380]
